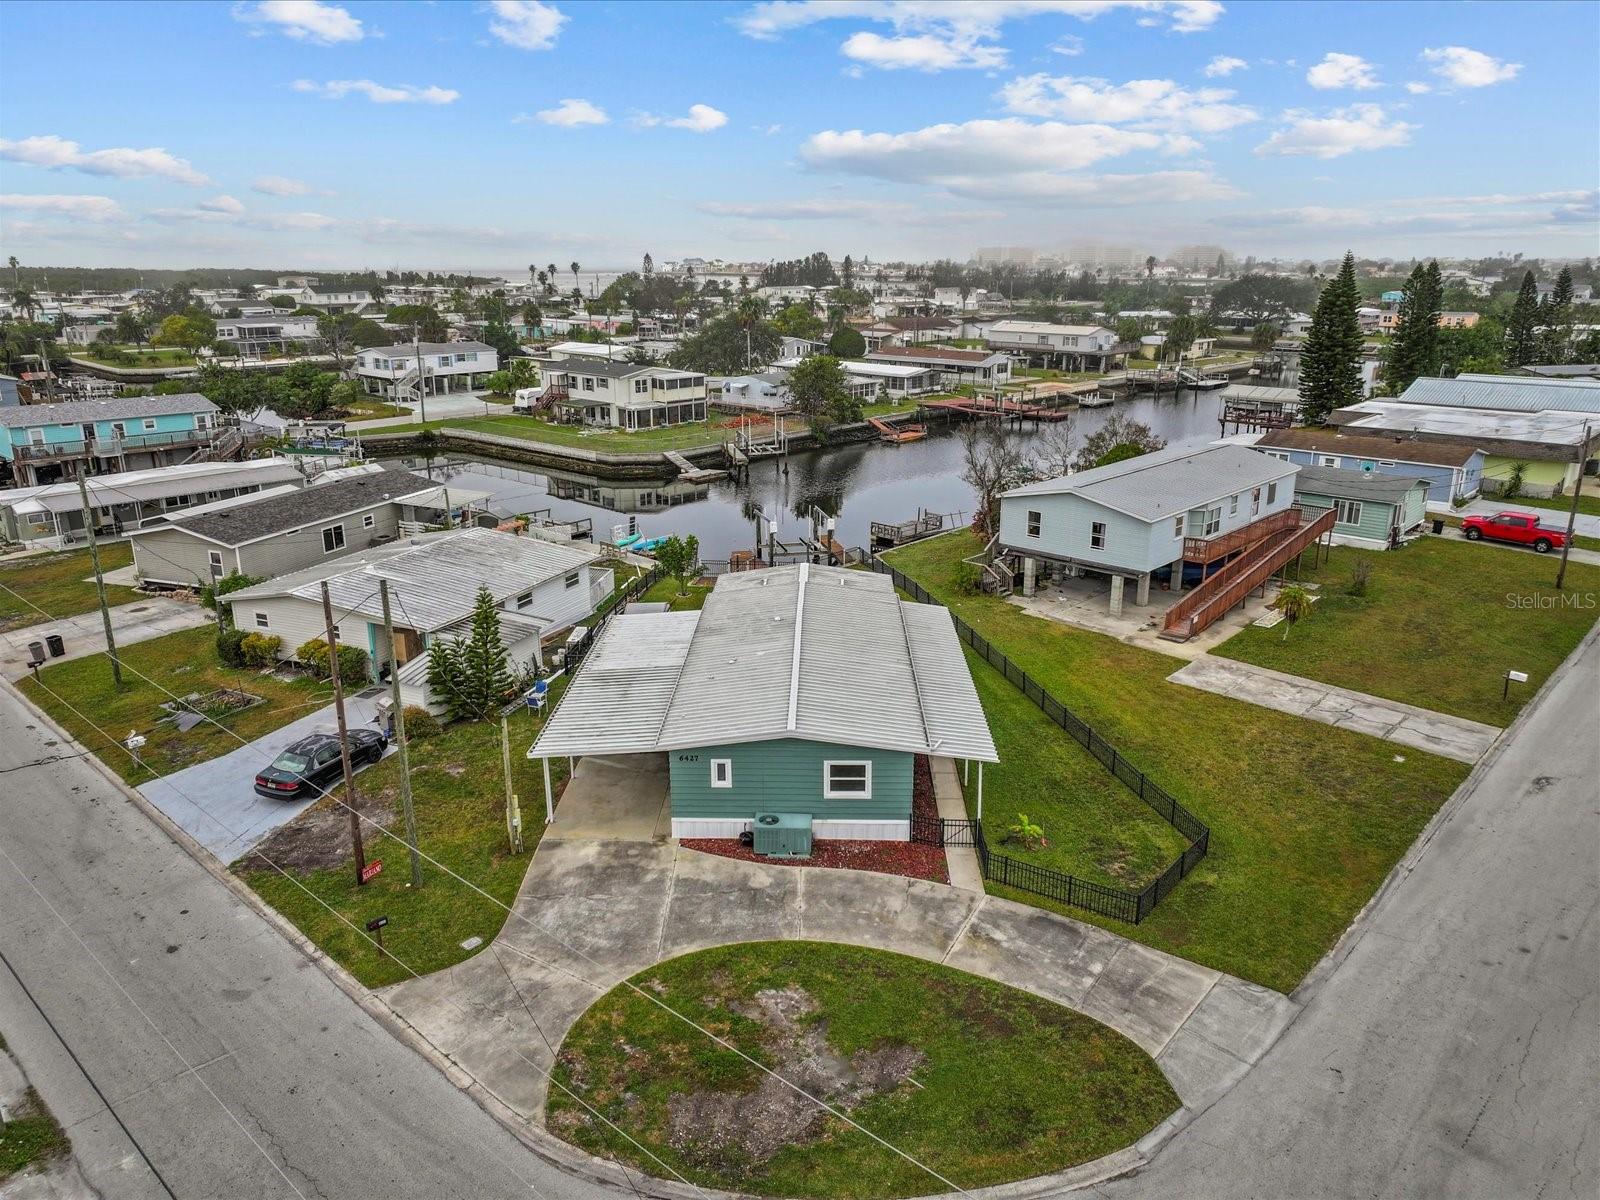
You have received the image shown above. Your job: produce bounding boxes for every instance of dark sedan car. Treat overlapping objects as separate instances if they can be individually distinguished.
[254,729,387,800]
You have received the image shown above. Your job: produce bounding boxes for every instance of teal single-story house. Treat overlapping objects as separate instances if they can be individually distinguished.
[1290,465,1430,549]
[529,563,997,844]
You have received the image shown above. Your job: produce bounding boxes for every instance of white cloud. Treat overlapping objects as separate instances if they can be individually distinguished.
[1204,55,1246,77]
[637,104,729,132]
[930,168,1240,203]
[232,0,363,44]
[292,79,460,104]
[1255,104,1414,158]
[841,31,1005,71]
[735,2,1222,73]
[999,74,1258,132]
[1404,81,1432,95]
[198,194,246,214]
[529,98,608,127]
[1216,191,1597,236]
[1421,46,1521,88]
[803,118,1168,182]
[698,198,909,220]
[1306,52,1380,90]
[252,174,314,196]
[0,135,210,186]
[0,193,126,222]
[486,0,567,50]
[1050,36,1084,57]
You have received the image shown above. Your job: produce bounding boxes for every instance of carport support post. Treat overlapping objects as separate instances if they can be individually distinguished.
[379,580,422,888]
[541,756,554,823]
[321,581,368,886]
[977,762,984,821]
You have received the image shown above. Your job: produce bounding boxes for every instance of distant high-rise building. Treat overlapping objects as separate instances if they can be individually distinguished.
[1064,243,1141,270]
[1170,244,1235,272]
[972,246,1037,266]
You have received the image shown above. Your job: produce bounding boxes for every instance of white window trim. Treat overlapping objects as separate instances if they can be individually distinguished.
[362,513,375,529]
[823,760,873,800]
[1173,514,1185,538]
[1335,498,1363,525]
[1026,509,1042,538]
[254,611,270,628]
[1090,521,1107,550]
[710,759,733,789]
[321,522,346,554]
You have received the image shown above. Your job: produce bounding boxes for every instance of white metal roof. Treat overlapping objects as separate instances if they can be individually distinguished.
[530,563,997,762]
[987,320,1110,337]
[838,360,937,380]
[1399,374,1600,415]
[1333,401,1593,446]
[0,457,305,517]
[1003,443,1299,521]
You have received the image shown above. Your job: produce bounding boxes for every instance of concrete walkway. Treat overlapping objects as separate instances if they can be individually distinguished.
[381,781,1298,1177]
[0,597,212,680]
[930,756,984,891]
[1169,657,1500,762]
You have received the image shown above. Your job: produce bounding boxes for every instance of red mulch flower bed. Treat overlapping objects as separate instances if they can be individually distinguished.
[681,756,949,884]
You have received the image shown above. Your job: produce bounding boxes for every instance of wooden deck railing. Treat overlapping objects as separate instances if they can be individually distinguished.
[1163,507,1336,640]
[1183,505,1303,564]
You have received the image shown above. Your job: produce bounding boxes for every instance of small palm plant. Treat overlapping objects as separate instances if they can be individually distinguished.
[1005,813,1046,850]
[1272,583,1316,641]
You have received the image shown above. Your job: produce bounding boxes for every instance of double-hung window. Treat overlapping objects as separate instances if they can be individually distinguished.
[1026,509,1042,538]
[564,571,580,589]
[1267,481,1278,504]
[1173,514,1185,538]
[362,513,376,529]
[1229,494,1239,516]
[824,761,872,799]
[322,523,346,553]
[1334,499,1363,525]
[254,611,270,629]
[1090,521,1107,550]
[1202,506,1222,536]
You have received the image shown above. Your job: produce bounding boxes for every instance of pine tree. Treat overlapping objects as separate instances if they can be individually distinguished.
[1505,270,1540,367]
[1298,251,1364,425]
[1386,260,1444,394]
[425,637,464,720]
[1539,266,1575,364]
[454,586,514,720]
[1419,260,1444,377]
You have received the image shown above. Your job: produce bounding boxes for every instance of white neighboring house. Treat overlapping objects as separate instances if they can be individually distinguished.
[354,341,498,401]
[712,371,792,413]
[223,527,614,712]
[61,321,116,347]
[838,360,942,398]
[864,346,1012,388]
[546,360,709,429]
[214,314,320,358]
[542,341,632,364]
[983,321,1127,371]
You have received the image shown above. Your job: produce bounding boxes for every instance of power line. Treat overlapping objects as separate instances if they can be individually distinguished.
[3,579,978,1197]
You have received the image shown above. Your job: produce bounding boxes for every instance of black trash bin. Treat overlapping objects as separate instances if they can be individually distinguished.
[1431,518,1445,535]
[45,632,65,657]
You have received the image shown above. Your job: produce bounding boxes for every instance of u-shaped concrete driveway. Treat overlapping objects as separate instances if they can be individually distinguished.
[381,754,1298,1196]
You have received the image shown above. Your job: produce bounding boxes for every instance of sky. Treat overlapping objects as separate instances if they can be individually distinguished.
[0,0,1596,273]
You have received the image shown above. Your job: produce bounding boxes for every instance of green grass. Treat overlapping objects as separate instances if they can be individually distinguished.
[340,397,408,420]
[885,531,1470,993]
[548,941,1178,1199]
[0,543,139,632]
[0,1090,69,1181]
[640,575,711,610]
[18,625,332,781]
[239,707,566,988]
[75,343,197,366]
[967,651,1188,889]
[1494,491,1600,518]
[1014,367,1105,382]
[1214,539,1600,726]
[1441,514,1600,554]
[428,414,730,452]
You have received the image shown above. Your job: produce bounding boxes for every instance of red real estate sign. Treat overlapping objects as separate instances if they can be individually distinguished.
[360,859,383,884]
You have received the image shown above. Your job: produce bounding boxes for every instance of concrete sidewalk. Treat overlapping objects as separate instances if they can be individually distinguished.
[1169,657,1499,763]
[0,597,212,681]
[930,756,984,891]
[381,835,1298,1152]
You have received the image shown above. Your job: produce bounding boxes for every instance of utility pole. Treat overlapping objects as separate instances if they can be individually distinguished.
[379,581,422,888]
[499,713,523,854]
[321,581,368,886]
[76,470,121,688]
[412,324,427,426]
[1555,422,1590,591]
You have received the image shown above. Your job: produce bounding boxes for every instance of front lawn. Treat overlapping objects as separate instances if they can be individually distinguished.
[18,625,332,781]
[0,544,140,632]
[238,706,566,988]
[548,941,1178,1199]
[885,531,1469,993]
[1214,538,1600,725]
[639,575,711,611]
[432,414,727,453]
[339,397,408,420]
[75,343,197,367]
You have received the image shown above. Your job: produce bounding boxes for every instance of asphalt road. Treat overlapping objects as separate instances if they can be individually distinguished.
[0,683,618,1200]
[1093,625,1600,1200]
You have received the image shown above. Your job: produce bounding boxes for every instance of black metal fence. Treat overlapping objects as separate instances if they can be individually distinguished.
[874,556,1210,924]
[563,563,667,675]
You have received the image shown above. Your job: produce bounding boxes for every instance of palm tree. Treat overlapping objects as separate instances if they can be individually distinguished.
[520,301,541,331]
[11,288,38,321]
[1144,255,1157,281]
[1271,583,1316,640]
[7,256,17,288]
[527,263,537,289]
[569,262,580,294]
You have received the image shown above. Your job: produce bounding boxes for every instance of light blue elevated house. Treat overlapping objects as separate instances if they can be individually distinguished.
[529,563,997,844]
[997,444,1301,615]
[0,393,223,487]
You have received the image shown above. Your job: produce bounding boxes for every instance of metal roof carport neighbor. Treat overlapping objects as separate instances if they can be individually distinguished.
[528,563,997,826]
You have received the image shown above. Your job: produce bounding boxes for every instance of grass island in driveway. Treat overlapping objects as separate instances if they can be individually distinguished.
[547,941,1178,1199]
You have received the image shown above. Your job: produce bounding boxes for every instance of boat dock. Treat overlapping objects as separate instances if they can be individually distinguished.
[1218,384,1302,434]
[868,416,927,443]
[663,449,726,484]
[922,395,1073,423]
[870,508,956,547]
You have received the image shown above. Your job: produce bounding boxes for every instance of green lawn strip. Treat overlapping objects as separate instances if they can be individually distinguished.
[76,344,196,366]
[884,530,1468,992]
[1484,491,1600,518]
[0,544,139,631]
[433,414,729,452]
[18,625,333,782]
[967,651,1188,890]
[548,941,1177,1199]
[340,398,408,420]
[238,708,564,989]
[0,1089,69,1181]
[1213,539,1600,725]
[639,575,711,611]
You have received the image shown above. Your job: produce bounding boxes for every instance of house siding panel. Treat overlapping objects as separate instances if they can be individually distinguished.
[1257,446,1482,504]
[668,738,913,826]
[130,527,228,587]
[236,503,402,578]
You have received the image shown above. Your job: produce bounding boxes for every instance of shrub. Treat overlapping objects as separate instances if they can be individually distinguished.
[240,632,282,667]
[1346,558,1372,597]
[294,637,370,684]
[402,705,440,739]
[953,560,984,594]
[216,627,248,667]
[200,570,265,614]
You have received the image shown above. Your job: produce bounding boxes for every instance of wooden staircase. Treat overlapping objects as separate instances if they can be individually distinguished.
[1160,507,1336,641]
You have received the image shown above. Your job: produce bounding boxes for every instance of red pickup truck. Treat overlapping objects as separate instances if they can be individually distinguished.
[1461,511,1568,553]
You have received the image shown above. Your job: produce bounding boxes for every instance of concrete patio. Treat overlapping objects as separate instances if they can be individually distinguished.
[1169,656,1501,762]
[0,597,213,680]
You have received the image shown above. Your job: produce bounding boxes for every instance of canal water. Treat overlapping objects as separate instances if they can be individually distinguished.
[384,388,1239,562]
